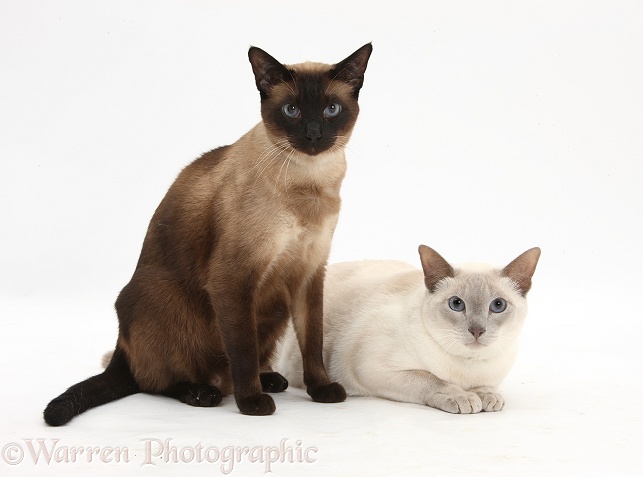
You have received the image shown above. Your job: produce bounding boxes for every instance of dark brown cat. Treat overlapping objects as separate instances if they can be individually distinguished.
[44,43,372,425]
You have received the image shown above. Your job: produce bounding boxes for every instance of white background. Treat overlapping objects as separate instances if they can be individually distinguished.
[1,1,642,475]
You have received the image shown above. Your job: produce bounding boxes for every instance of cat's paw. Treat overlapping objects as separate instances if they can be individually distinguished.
[237,393,276,416]
[260,372,289,393]
[432,390,483,414]
[471,387,505,412]
[308,382,347,403]
[182,384,223,407]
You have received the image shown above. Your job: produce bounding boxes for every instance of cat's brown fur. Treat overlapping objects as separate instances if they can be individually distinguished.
[44,43,372,425]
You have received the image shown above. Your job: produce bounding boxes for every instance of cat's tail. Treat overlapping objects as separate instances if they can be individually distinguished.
[43,346,139,426]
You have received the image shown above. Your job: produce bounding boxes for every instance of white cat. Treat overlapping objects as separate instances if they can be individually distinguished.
[276,245,540,414]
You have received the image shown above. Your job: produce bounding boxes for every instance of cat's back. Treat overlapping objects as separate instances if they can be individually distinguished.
[326,260,419,290]
[171,145,231,191]
[134,145,233,274]
[324,260,423,319]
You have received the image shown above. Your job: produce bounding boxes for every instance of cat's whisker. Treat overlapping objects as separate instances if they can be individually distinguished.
[275,150,290,185]
[333,135,372,181]
[253,153,283,186]
[329,138,350,156]
[275,148,296,189]
[492,334,515,357]
[332,136,361,160]
[442,339,461,354]
[255,149,285,186]
[242,140,290,176]
[283,151,297,188]
[249,140,294,184]
[430,330,462,353]
[251,153,282,185]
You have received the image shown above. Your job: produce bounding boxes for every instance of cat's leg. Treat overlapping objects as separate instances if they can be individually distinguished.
[161,382,222,407]
[362,369,483,414]
[258,343,288,394]
[468,386,504,412]
[292,266,346,404]
[118,269,226,410]
[270,323,305,389]
[209,284,276,416]
[257,315,289,394]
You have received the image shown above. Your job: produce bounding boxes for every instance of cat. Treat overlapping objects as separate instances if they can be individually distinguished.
[276,245,540,414]
[43,43,372,426]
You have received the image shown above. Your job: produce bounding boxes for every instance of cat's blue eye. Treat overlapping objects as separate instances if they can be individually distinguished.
[448,296,465,312]
[490,298,507,313]
[324,103,342,118]
[282,104,301,118]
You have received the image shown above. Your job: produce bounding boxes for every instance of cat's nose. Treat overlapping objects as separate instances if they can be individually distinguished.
[306,121,322,141]
[468,326,486,340]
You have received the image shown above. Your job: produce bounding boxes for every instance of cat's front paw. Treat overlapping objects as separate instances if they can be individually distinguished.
[260,372,289,393]
[165,382,222,407]
[237,393,276,416]
[470,387,505,412]
[308,382,347,403]
[432,390,482,414]
[183,384,223,407]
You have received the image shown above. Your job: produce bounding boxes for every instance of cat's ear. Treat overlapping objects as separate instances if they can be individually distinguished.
[418,245,455,293]
[502,247,541,296]
[248,47,291,99]
[330,43,373,96]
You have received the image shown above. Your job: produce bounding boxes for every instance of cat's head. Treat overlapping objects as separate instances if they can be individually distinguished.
[418,245,541,359]
[248,44,372,156]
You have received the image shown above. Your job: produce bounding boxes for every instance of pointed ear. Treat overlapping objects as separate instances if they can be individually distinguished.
[248,47,290,99]
[330,43,373,96]
[418,245,454,293]
[502,247,541,296]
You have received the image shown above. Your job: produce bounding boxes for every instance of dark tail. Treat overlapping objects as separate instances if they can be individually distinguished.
[43,347,139,426]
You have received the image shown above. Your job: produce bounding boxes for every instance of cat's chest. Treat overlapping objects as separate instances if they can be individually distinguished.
[272,211,338,265]
[269,180,341,260]
[252,211,337,301]
[421,344,518,389]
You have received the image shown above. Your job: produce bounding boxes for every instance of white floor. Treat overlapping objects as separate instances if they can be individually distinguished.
[2,1,643,476]
[2,277,642,476]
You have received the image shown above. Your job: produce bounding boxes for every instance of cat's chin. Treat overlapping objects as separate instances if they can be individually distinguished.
[286,136,344,157]
[452,341,498,360]
[290,147,345,169]
[464,342,500,358]
[465,341,486,350]
[293,145,337,158]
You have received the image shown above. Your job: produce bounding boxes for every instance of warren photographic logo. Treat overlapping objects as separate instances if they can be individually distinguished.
[2,438,317,474]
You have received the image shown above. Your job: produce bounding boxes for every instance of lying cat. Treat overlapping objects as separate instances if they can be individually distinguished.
[276,245,540,413]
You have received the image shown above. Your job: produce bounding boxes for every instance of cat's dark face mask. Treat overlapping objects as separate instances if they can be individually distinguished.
[248,44,372,157]
[264,70,357,156]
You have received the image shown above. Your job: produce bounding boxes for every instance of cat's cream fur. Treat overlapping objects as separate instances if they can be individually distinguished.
[276,245,540,414]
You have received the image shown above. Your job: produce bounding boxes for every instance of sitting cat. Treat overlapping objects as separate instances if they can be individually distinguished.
[276,245,540,413]
[44,43,372,426]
